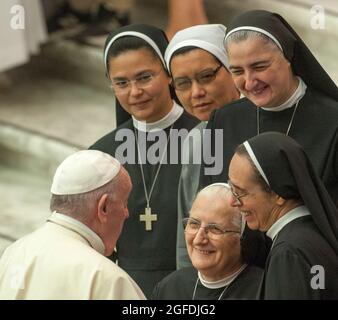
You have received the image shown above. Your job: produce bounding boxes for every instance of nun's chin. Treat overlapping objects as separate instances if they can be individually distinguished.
[244,214,258,230]
[249,88,273,108]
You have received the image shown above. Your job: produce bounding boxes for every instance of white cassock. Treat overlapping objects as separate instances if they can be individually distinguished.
[0,212,146,300]
[0,0,47,72]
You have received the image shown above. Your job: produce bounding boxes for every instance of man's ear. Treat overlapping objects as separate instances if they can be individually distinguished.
[97,194,109,223]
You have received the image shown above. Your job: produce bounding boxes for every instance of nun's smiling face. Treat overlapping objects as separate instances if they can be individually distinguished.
[108,48,172,122]
[186,192,242,281]
[228,153,280,232]
[170,49,239,121]
[227,37,299,108]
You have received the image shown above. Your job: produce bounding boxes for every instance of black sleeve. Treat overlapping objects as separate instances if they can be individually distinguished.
[264,245,320,299]
[241,227,271,268]
[150,282,161,300]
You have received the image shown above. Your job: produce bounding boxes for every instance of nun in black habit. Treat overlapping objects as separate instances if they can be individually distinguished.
[152,183,263,300]
[201,10,338,208]
[228,132,338,299]
[90,24,199,297]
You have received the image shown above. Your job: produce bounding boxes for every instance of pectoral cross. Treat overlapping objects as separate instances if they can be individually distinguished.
[140,207,157,231]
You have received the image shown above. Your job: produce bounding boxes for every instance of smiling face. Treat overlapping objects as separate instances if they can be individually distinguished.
[228,153,280,232]
[108,47,173,123]
[227,37,298,108]
[186,190,242,281]
[170,49,239,121]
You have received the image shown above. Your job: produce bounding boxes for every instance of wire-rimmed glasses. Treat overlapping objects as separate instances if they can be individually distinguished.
[182,217,240,240]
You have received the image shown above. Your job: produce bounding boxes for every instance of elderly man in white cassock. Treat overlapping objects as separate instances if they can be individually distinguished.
[0,150,145,300]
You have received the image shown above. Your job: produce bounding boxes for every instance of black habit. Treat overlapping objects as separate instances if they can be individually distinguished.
[202,9,338,204]
[200,10,338,269]
[151,266,263,300]
[262,215,338,299]
[90,111,198,297]
[97,23,199,297]
[201,86,338,205]
[243,132,338,299]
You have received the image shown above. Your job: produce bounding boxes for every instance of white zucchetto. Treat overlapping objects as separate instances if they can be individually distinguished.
[51,150,121,195]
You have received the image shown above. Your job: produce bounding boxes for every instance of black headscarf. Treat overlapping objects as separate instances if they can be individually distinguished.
[103,24,179,126]
[225,10,338,101]
[243,132,338,255]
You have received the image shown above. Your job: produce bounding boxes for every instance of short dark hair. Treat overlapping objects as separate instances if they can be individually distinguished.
[170,46,223,70]
[171,46,199,58]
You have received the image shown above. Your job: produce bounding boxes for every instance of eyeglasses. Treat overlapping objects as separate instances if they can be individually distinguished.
[182,217,240,240]
[173,65,223,91]
[110,71,159,93]
[228,180,249,205]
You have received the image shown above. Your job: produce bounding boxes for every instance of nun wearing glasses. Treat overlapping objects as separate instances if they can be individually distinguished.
[201,10,338,208]
[90,24,198,298]
[152,183,263,300]
[228,132,338,299]
[164,24,241,269]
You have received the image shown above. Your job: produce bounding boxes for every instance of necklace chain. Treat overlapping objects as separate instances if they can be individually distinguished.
[192,265,248,300]
[257,99,300,136]
[192,278,229,300]
[134,125,173,207]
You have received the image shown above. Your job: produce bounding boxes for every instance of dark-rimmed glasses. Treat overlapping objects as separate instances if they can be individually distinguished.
[173,65,223,91]
[182,217,240,240]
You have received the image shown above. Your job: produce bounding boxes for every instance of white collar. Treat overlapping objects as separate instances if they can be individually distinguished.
[132,100,183,132]
[48,211,105,255]
[198,264,247,289]
[266,206,310,242]
[261,77,307,112]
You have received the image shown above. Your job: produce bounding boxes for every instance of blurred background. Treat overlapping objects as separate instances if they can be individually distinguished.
[0,0,337,255]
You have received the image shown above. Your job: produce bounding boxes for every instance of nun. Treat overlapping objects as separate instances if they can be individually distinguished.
[90,24,198,297]
[228,132,338,299]
[201,10,338,208]
[152,183,263,300]
[164,24,240,269]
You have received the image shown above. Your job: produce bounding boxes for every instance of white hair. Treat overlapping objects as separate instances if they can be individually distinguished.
[225,30,282,55]
[195,183,243,232]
